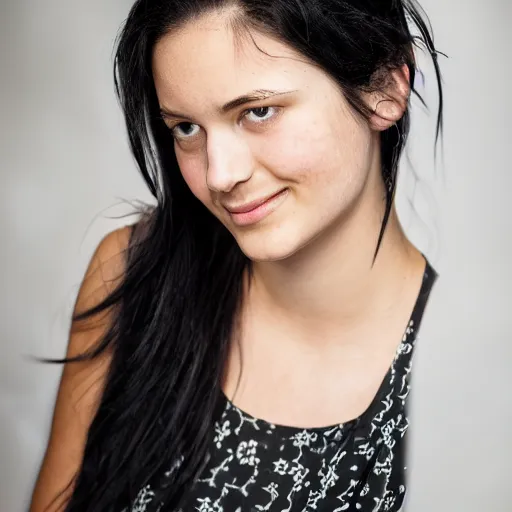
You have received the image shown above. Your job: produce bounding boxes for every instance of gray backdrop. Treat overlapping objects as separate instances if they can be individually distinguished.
[1,0,510,510]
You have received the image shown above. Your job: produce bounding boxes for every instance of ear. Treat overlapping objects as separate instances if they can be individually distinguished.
[365,64,411,132]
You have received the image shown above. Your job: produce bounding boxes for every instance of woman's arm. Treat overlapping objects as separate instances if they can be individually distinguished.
[29,226,132,512]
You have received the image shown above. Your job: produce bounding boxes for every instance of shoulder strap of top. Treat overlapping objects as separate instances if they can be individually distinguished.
[409,256,438,334]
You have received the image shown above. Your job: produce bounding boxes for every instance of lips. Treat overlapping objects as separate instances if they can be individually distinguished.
[224,189,287,214]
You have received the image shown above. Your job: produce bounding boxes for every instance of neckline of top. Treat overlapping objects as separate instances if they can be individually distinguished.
[218,255,437,437]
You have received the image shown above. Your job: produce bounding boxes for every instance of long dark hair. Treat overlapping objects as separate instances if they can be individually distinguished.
[49,1,444,510]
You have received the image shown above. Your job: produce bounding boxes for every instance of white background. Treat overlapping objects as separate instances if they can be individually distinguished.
[1,0,510,510]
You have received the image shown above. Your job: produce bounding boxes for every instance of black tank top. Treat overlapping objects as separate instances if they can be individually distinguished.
[126,259,437,512]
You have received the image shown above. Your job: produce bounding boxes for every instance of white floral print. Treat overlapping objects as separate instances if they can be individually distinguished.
[213,421,231,449]
[236,439,260,466]
[127,262,436,512]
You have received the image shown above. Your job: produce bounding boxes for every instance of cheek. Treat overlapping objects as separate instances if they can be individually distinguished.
[176,151,210,204]
[262,114,369,193]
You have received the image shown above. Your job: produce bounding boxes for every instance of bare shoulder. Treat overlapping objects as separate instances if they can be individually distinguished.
[71,225,133,332]
[80,226,133,302]
[29,225,134,512]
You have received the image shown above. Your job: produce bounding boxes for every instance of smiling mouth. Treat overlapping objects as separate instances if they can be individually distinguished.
[225,190,286,214]
[224,188,289,227]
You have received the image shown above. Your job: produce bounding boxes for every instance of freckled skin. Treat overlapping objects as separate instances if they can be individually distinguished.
[151,12,426,431]
[152,14,386,262]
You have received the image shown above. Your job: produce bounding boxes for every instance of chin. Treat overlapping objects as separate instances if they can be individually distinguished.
[242,248,293,263]
[233,227,309,263]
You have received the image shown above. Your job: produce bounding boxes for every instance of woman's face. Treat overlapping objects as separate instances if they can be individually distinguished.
[152,13,380,262]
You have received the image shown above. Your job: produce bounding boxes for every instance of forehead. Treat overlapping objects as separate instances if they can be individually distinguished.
[151,13,314,112]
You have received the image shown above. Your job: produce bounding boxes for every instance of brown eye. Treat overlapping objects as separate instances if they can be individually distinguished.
[244,106,278,123]
[172,122,200,140]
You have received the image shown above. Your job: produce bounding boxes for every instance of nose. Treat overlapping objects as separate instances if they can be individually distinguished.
[205,129,253,193]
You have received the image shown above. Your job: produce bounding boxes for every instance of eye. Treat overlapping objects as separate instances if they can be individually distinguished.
[169,106,280,140]
[244,106,278,124]
[171,122,201,140]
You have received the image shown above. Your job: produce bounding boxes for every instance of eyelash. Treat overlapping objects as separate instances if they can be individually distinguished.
[169,106,280,141]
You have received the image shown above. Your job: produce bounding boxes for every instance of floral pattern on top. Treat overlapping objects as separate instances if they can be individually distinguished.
[126,261,436,512]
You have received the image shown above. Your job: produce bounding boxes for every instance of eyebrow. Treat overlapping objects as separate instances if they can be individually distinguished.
[159,89,295,120]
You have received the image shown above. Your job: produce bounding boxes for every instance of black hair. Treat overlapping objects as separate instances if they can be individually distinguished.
[45,1,443,510]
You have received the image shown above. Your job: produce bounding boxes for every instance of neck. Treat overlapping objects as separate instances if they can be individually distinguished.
[244,199,424,344]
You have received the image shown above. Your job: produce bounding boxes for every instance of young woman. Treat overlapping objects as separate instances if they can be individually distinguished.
[30,0,443,511]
